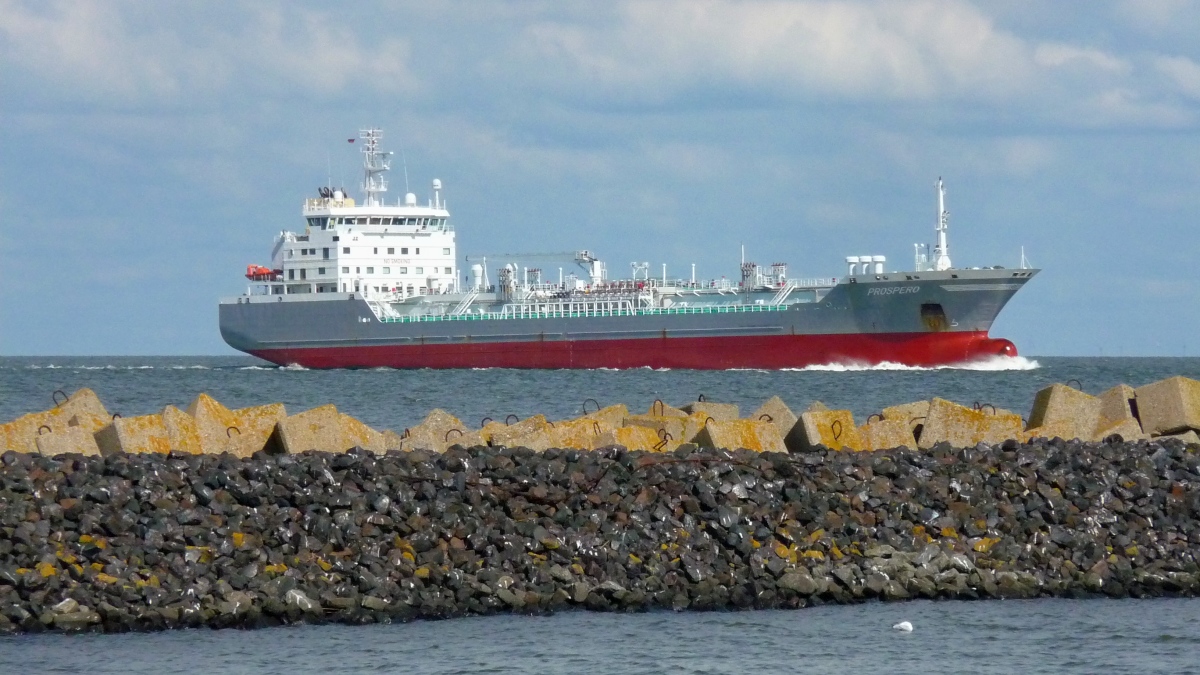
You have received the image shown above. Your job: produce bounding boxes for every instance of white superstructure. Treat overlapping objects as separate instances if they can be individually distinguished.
[253,128,457,300]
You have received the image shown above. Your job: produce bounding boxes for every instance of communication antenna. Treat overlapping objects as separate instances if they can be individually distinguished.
[933,177,952,271]
[400,147,410,194]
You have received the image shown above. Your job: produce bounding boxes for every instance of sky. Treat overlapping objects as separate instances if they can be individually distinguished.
[2,0,1199,357]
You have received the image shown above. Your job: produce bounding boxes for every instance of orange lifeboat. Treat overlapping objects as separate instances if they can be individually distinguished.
[244,265,275,280]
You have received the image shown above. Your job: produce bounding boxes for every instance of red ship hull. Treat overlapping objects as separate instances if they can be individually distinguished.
[251,330,1017,370]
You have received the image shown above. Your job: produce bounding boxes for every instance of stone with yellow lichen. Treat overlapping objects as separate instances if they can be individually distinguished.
[1,388,109,454]
[680,400,740,421]
[161,405,202,455]
[94,414,172,456]
[920,398,1023,449]
[797,409,864,451]
[858,418,916,451]
[1134,376,1200,436]
[35,425,101,457]
[693,419,786,453]
[1027,383,1102,442]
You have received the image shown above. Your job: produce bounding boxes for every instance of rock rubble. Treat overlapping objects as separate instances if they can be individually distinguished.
[2,435,1199,633]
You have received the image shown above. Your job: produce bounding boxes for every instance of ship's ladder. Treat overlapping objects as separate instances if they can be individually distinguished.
[770,280,798,306]
[451,288,480,316]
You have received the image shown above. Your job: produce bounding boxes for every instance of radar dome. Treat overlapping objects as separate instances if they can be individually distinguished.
[405,192,417,206]
[432,179,442,190]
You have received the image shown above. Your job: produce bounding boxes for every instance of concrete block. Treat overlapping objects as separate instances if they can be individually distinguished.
[67,412,111,435]
[186,393,242,455]
[693,419,786,453]
[858,419,917,451]
[798,410,864,451]
[382,429,405,451]
[595,426,667,452]
[645,401,688,418]
[1097,384,1139,426]
[1159,430,1200,446]
[1134,376,1200,436]
[681,400,740,421]
[231,404,287,457]
[805,401,830,413]
[920,398,1023,449]
[751,396,800,445]
[581,404,629,431]
[1093,417,1148,443]
[399,409,469,453]
[35,426,101,457]
[1,388,110,454]
[625,414,689,448]
[161,405,201,455]
[339,414,386,454]
[273,405,341,454]
[94,415,171,456]
[882,401,931,439]
[1027,384,1101,441]
[487,415,549,449]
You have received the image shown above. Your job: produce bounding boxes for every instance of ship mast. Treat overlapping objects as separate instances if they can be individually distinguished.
[360,128,390,207]
[934,177,952,271]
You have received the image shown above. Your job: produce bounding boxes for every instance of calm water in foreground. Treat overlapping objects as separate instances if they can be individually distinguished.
[3,599,1199,674]
[2,356,1200,672]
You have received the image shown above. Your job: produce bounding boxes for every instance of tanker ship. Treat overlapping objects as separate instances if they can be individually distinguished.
[219,129,1038,369]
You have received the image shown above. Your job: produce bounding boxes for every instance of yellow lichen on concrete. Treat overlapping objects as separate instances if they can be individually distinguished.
[1134,376,1200,436]
[858,418,917,451]
[920,398,1023,449]
[882,400,931,439]
[1,388,110,454]
[399,409,469,453]
[231,403,287,457]
[94,415,171,456]
[185,393,242,455]
[161,405,201,455]
[487,415,549,449]
[1027,384,1101,441]
[681,401,740,421]
[338,414,386,454]
[595,425,666,452]
[644,401,688,418]
[693,419,786,453]
[35,426,101,457]
[273,404,340,454]
[751,396,800,448]
[797,410,863,451]
[624,414,689,447]
[581,404,629,432]
[1093,417,1147,443]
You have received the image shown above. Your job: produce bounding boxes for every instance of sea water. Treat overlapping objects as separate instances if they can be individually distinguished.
[2,355,1199,673]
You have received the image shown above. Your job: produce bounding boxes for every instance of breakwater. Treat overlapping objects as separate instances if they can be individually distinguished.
[3,435,1199,633]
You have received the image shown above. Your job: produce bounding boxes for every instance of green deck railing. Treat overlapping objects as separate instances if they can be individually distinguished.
[377,303,788,324]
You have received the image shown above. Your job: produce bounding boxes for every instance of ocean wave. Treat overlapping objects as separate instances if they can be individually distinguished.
[238,366,272,370]
[783,355,1040,372]
[281,363,309,371]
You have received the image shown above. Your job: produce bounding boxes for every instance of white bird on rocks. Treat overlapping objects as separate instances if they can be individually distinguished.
[892,621,913,632]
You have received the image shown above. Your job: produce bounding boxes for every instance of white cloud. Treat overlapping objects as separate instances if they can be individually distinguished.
[1034,44,1130,74]
[1155,55,1200,100]
[0,1,417,107]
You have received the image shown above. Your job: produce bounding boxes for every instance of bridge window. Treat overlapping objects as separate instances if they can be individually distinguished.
[387,247,394,254]
[401,247,409,254]
[444,267,452,274]
[366,267,374,274]
[342,266,349,273]
[399,267,407,274]
[288,269,294,280]
[318,267,326,275]
[383,267,391,274]
[443,248,450,255]
[415,267,424,274]
[343,247,350,254]
[369,218,381,225]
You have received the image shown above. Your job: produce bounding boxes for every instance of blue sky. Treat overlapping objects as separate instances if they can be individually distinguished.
[2,0,1198,356]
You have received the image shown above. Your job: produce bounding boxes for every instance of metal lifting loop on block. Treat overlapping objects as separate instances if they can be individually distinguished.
[445,428,463,441]
[505,414,519,425]
[583,398,600,415]
[704,416,715,427]
[226,426,241,437]
[759,414,773,422]
[697,394,706,402]
[652,399,665,416]
[38,425,52,435]
[111,413,121,420]
[401,428,411,439]
[977,403,996,415]
[1066,379,1083,391]
[592,421,601,435]
[831,419,843,442]
[51,390,68,407]
[480,417,493,428]
[867,413,882,424]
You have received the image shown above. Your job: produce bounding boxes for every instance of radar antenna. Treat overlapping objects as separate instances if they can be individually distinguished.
[934,177,952,271]
[359,128,391,207]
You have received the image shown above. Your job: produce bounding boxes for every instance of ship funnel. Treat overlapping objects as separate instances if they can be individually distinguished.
[872,255,886,275]
[846,256,860,276]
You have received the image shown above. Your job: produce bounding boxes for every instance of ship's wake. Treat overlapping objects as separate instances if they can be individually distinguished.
[784,355,1040,372]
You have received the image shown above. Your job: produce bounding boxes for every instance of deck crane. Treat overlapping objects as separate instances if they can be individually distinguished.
[463,250,604,289]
